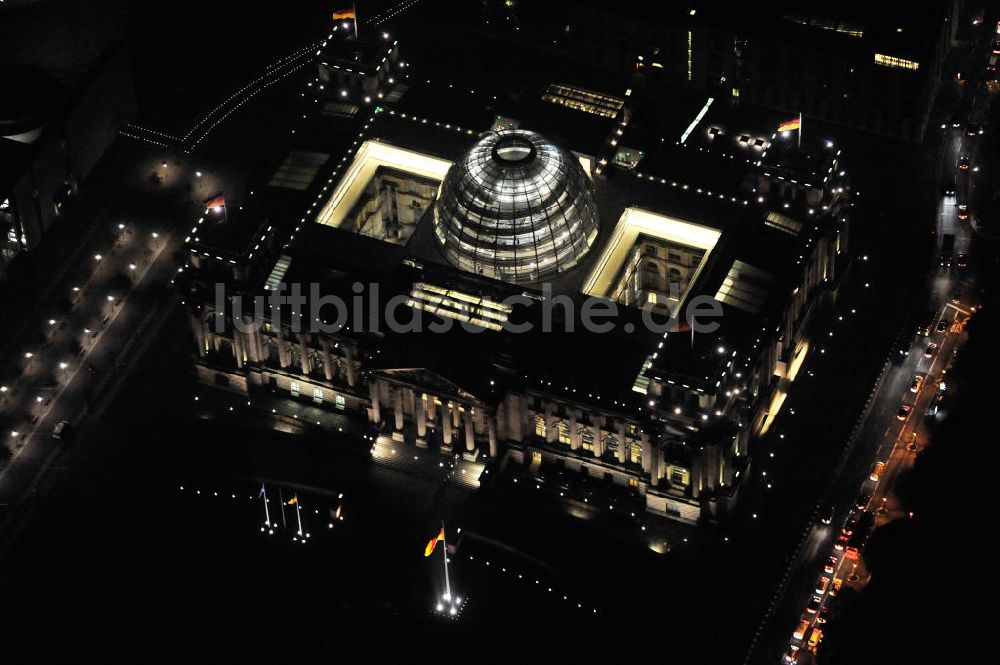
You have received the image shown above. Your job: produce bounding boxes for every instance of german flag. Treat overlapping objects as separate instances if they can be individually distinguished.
[424,527,445,557]
[204,193,225,211]
[286,495,298,505]
[778,117,801,132]
[332,9,356,19]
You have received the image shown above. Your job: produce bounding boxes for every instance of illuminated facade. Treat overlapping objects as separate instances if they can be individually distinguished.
[180,34,854,525]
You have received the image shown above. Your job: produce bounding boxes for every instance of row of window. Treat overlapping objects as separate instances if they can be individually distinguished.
[533,416,642,464]
[289,380,347,408]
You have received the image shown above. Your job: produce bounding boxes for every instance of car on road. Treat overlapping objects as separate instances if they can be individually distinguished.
[896,404,912,421]
[794,618,811,641]
[910,373,925,393]
[817,608,831,625]
[943,180,955,196]
[967,123,983,137]
[855,493,871,511]
[824,555,837,574]
[783,647,800,664]
[808,626,824,651]
[937,319,950,333]
[956,253,968,269]
[957,204,969,220]
[806,596,822,614]
[924,343,938,358]
[820,505,835,525]
[958,156,970,170]
[815,576,831,595]
[52,420,70,440]
[869,461,886,482]
[835,532,849,551]
[928,393,944,418]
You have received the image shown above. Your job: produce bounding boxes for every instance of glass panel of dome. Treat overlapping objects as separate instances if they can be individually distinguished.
[433,129,599,284]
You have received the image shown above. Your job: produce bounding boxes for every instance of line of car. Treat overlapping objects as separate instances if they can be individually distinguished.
[785,311,957,662]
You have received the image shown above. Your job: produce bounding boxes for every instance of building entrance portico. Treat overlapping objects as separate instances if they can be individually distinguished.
[369,369,494,461]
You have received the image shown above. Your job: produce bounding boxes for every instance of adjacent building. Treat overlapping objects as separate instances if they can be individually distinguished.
[1,45,135,278]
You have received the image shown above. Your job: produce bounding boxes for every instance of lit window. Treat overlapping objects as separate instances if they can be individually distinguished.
[313,387,324,404]
[290,381,300,397]
[874,53,920,70]
[335,394,346,409]
[541,84,625,118]
[557,420,571,445]
[534,415,547,438]
[581,428,595,452]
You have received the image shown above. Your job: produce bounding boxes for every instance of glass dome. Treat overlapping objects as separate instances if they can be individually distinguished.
[433,129,599,284]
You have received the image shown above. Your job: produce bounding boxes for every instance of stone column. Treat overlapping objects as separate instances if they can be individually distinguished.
[569,411,580,451]
[641,434,654,476]
[691,454,702,499]
[393,388,404,431]
[276,327,291,368]
[451,402,461,430]
[544,403,556,444]
[463,407,477,460]
[416,393,427,448]
[427,394,437,426]
[233,331,245,369]
[191,315,207,357]
[344,344,358,387]
[406,388,416,417]
[616,421,628,464]
[487,417,498,458]
[369,380,381,424]
[442,403,453,450]
[319,338,334,381]
[296,334,311,375]
[241,315,263,363]
[593,425,604,457]
[508,395,524,442]
[204,317,216,354]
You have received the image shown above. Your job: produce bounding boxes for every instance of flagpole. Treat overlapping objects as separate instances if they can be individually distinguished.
[278,488,287,530]
[261,483,270,527]
[441,521,452,602]
[295,497,304,537]
[353,0,359,38]
[798,112,803,150]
